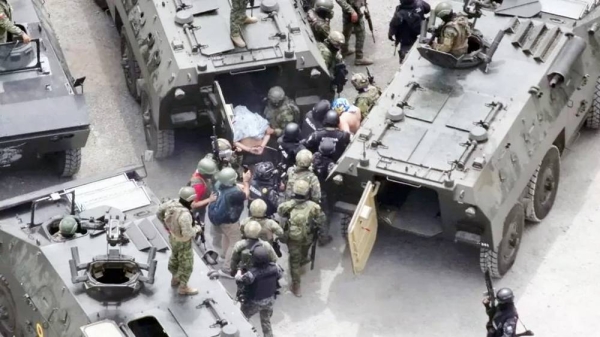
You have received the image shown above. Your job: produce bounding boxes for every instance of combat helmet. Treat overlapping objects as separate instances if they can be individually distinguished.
[295,149,313,168]
[293,179,310,198]
[59,216,78,237]
[434,2,454,21]
[283,122,301,141]
[244,220,262,239]
[254,161,276,181]
[179,186,197,202]
[217,167,238,186]
[217,138,232,151]
[496,288,515,304]
[327,31,345,49]
[249,199,268,218]
[351,73,370,90]
[197,157,218,175]
[267,86,286,107]
[315,0,334,19]
[251,245,271,266]
[312,99,331,121]
[323,110,340,127]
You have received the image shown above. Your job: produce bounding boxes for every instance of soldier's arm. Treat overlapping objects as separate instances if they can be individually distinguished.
[335,0,355,15]
[267,219,285,238]
[291,102,301,123]
[178,212,199,241]
[156,203,168,222]
[277,201,293,218]
[312,203,327,225]
[239,218,248,238]
[262,241,279,262]
[0,11,24,37]
[434,28,457,53]
[355,97,370,117]
[310,175,322,203]
[230,242,244,272]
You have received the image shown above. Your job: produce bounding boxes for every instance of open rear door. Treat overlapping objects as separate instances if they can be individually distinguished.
[347,181,380,274]
[212,81,235,141]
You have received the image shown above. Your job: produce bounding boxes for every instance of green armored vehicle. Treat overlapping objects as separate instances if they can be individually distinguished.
[0,166,257,336]
[96,0,333,158]
[333,0,600,277]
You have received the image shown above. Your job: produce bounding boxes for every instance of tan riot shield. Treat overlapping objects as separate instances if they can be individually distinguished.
[347,181,380,274]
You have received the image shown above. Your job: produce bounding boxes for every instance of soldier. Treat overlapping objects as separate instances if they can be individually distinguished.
[189,157,218,224]
[157,188,202,295]
[231,220,278,273]
[432,2,471,57]
[230,0,258,48]
[278,180,326,297]
[284,149,321,203]
[0,0,31,44]
[388,0,431,63]
[351,73,381,119]
[248,162,281,217]
[278,123,305,170]
[318,30,345,70]
[241,200,284,244]
[335,0,373,65]
[206,138,242,172]
[264,86,300,137]
[52,216,78,241]
[235,245,283,337]
[307,0,334,43]
[483,288,520,337]
[305,110,351,162]
[301,99,331,140]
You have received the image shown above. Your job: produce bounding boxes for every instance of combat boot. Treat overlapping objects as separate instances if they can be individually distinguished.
[291,283,302,297]
[244,16,258,24]
[231,35,246,48]
[178,285,199,296]
[354,57,373,66]
[171,277,180,287]
[341,46,355,57]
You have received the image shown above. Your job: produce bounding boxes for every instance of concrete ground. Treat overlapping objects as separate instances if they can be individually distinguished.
[2,0,600,336]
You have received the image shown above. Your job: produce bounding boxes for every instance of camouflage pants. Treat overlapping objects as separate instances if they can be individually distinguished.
[241,297,275,337]
[230,0,249,36]
[288,239,311,285]
[342,14,366,58]
[319,191,330,240]
[168,236,194,286]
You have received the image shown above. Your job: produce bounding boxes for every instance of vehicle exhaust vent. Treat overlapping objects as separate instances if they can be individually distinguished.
[511,20,534,47]
[533,26,562,63]
[522,24,548,55]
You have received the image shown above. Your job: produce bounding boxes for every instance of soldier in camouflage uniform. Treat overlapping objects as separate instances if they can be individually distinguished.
[230,0,259,48]
[52,216,78,242]
[278,180,326,297]
[335,0,373,65]
[432,2,471,57]
[318,30,345,71]
[264,86,300,137]
[284,149,321,203]
[307,0,334,43]
[351,73,381,119]
[240,199,284,243]
[157,187,202,295]
[231,220,278,273]
[0,0,31,44]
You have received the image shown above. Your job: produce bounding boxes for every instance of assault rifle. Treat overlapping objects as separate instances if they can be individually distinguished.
[211,125,224,170]
[332,62,349,95]
[309,218,319,270]
[366,67,374,84]
[363,2,375,43]
[193,211,219,265]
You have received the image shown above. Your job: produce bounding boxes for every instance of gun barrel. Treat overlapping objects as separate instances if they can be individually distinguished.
[419,19,427,43]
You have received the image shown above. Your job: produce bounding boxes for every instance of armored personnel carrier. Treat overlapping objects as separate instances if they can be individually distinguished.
[99,0,333,159]
[333,0,600,278]
[0,0,89,177]
[0,166,257,336]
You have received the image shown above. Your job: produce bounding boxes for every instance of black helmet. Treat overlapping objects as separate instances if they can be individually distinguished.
[323,110,340,127]
[313,100,331,122]
[319,138,336,156]
[252,245,271,267]
[496,288,514,304]
[254,161,275,181]
[283,122,301,141]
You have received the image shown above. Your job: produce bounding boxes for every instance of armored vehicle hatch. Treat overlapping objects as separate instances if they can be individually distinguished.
[99,0,333,159]
[0,0,89,177]
[333,0,600,278]
[0,166,257,337]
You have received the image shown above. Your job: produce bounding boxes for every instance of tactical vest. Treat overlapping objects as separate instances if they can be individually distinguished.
[245,264,280,301]
[165,206,189,238]
[239,239,262,270]
[443,17,470,55]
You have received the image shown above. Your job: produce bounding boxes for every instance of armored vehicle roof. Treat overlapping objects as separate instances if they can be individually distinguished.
[0,0,88,140]
[0,167,256,337]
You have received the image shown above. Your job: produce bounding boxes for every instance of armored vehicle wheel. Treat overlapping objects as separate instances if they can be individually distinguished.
[93,0,108,9]
[525,146,560,222]
[141,92,174,159]
[120,28,141,102]
[47,148,82,177]
[586,77,600,129]
[480,203,525,278]
[0,275,18,336]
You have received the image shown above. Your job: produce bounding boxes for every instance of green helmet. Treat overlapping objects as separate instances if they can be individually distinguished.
[351,73,369,90]
[197,157,218,175]
[244,220,262,239]
[178,186,197,202]
[327,31,345,49]
[435,2,454,20]
[217,138,232,151]
[292,179,310,197]
[217,167,238,186]
[249,199,268,217]
[267,86,285,106]
[59,216,78,237]
[315,0,334,16]
[295,149,313,168]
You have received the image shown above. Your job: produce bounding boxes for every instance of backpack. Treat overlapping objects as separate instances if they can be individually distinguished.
[164,205,188,237]
[393,5,423,36]
[287,202,312,241]
[208,185,245,225]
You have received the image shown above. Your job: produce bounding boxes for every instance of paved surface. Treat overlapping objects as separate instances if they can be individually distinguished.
[2,1,600,336]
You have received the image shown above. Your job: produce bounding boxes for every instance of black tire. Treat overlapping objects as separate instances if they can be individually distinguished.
[141,91,175,159]
[525,146,560,222]
[120,27,141,102]
[0,275,19,337]
[93,0,108,9]
[480,203,525,278]
[586,76,600,129]
[54,148,82,177]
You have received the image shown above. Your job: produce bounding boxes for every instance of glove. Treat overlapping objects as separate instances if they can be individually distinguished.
[388,34,395,42]
[235,270,244,283]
